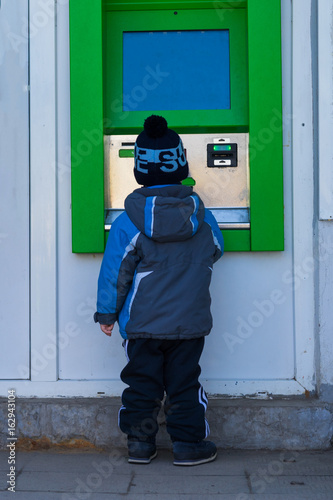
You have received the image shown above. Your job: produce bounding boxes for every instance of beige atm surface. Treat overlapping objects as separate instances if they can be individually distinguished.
[104,133,250,230]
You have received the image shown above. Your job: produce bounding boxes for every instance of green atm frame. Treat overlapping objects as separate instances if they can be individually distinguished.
[69,0,284,253]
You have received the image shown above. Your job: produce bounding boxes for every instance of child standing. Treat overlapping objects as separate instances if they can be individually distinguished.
[94,115,224,466]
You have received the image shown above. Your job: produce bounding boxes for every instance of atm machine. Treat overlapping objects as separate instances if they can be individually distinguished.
[104,132,249,232]
[69,0,284,253]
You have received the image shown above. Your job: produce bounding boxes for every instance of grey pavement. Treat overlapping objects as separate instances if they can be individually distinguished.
[0,447,333,499]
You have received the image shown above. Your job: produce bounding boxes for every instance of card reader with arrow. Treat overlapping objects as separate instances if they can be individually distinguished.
[207,143,238,167]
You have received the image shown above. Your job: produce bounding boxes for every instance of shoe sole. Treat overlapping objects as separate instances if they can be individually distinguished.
[128,450,157,464]
[173,451,217,466]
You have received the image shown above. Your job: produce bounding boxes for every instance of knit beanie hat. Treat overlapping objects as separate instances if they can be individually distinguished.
[134,115,189,186]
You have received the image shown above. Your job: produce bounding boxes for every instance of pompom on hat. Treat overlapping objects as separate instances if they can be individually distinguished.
[134,115,189,186]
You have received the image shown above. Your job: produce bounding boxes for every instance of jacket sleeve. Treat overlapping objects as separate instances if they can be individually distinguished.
[94,214,141,324]
[204,209,224,263]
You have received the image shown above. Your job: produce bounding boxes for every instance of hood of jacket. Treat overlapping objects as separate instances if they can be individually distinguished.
[124,185,205,243]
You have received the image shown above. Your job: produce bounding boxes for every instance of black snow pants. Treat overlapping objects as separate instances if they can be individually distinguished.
[118,337,209,443]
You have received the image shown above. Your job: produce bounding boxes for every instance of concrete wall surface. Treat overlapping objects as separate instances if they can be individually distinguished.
[0,397,332,451]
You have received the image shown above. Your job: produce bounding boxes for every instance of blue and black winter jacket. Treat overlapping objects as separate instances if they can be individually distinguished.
[94,184,224,339]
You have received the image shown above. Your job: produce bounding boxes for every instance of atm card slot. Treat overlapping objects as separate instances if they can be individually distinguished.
[207,143,238,167]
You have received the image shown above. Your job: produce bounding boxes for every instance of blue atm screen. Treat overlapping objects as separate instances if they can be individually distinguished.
[123,30,230,111]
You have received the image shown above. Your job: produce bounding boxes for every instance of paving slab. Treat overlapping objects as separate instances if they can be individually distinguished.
[9,450,124,473]
[0,449,243,475]
[252,496,332,500]
[0,494,250,500]
[128,472,249,495]
[15,470,132,494]
[15,448,333,475]
[0,494,331,500]
[0,449,332,499]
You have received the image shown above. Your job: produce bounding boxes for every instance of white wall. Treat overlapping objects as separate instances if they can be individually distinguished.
[1,0,329,399]
[0,0,30,378]
[56,0,298,397]
[317,0,333,399]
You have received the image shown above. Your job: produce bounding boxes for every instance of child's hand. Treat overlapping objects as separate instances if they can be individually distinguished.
[100,324,114,337]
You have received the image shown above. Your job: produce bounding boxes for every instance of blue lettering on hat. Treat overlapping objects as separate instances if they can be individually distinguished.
[135,146,149,173]
[159,150,178,172]
[176,140,187,167]
[135,141,187,173]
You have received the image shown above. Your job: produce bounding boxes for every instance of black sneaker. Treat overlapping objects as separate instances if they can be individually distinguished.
[127,439,157,464]
[173,440,217,466]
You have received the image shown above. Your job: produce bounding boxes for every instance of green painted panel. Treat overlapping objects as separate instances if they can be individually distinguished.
[104,125,248,135]
[106,228,250,251]
[104,8,248,133]
[247,0,284,251]
[70,0,284,253]
[69,0,105,253]
[104,1,247,11]
[222,229,250,252]
[119,149,135,158]
[105,228,249,251]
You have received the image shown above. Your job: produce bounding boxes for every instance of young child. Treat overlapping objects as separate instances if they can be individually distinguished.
[94,115,224,466]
